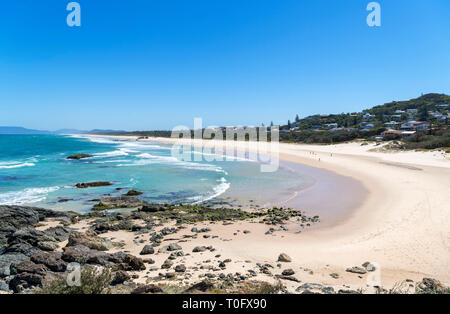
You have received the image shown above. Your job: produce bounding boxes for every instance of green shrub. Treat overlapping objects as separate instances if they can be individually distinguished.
[39,266,112,294]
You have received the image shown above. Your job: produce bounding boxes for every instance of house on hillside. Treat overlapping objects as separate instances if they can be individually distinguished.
[407,109,418,115]
[363,113,375,120]
[324,123,338,129]
[402,121,430,131]
[360,122,375,131]
[384,121,399,128]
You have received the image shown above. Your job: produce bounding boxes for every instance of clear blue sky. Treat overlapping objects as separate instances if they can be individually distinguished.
[1,0,449,131]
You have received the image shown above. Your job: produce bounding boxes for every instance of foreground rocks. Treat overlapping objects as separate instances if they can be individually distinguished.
[1,205,448,295]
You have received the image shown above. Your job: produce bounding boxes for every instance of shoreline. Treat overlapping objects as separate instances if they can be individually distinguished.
[83,134,450,287]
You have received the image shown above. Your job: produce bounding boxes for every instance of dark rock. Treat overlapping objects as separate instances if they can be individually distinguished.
[67,154,93,160]
[192,246,207,253]
[139,245,155,255]
[184,281,215,293]
[161,260,173,269]
[37,241,58,251]
[330,273,340,279]
[0,253,28,277]
[296,283,335,294]
[76,182,112,189]
[93,196,145,210]
[139,204,167,213]
[277,253,291,262]
[43,226,72,242]
[131,284,163,294]
[124,190,143,196]
[5,242,42,258]
[275,275,300,282]
[0,280,9,292]
[67,231,114,251]
[31,252,67,272]
[362,261,376,272]
[338,289,360,294]
[346,266,367,274]
[9,272,44,292]
[111,270,131,285]
[9,271,60,293]
[167,243,182,251]
[282,269,295,276]
[116,255,146,271]
[174,264,186,273]
[417,278,444,293]
[62,245,110,265]
[0,206,40,236]
[57,199,72,203]
[12,260,48,275]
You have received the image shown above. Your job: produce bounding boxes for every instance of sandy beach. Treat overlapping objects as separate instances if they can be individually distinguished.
[81,135,450,291]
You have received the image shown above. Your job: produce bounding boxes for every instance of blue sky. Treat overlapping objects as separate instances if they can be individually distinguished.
[1,0,449,131]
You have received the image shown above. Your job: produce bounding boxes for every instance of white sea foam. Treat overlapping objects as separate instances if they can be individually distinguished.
[189,177,231,204]
[0,186,60,205]
[119,142,171,150]
[0,162,36,169]
[122,152,228,174]
[191,150,256,162]
[93,149,130,158]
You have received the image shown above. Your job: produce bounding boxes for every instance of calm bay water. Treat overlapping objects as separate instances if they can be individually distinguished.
[0,134,313,213]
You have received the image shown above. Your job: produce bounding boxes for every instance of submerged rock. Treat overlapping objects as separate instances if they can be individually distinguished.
[124,190,143,196]
[92,196,145,210]
[67,154,93,160]
[75,182,112,189]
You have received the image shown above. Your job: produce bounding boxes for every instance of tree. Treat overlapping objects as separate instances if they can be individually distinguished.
[418,105,429,121]
[295,114,300,122]
[287,120,291,129]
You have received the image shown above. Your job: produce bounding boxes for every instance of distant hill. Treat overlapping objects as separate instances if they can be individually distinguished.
[0,127,128,135]
[365,93,450,117]
[53,129,88,134]
[0,126,51,134]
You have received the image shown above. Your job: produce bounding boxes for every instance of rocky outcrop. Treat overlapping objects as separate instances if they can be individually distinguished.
[31,252,67,272]
[67,154,92,160]
[124,190,143,196]
[139,204,167,213]
[67,231,114,251]
[184,281,215,293]
[139,245,155,255]
[92,196,146,210]
[346,266,367,274]
[75,182,112,189]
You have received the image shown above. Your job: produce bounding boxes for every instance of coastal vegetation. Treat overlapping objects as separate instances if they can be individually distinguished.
[95,93,450,151]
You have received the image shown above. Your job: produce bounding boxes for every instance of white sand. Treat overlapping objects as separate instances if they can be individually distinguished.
[84,135,450,289]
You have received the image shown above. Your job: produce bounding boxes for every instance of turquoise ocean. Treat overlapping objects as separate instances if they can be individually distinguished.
[0,135,313,213]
